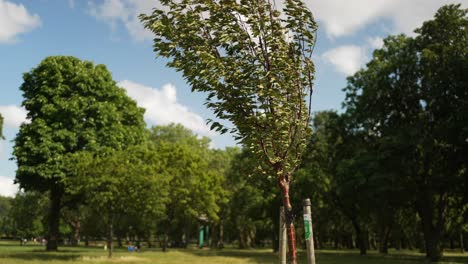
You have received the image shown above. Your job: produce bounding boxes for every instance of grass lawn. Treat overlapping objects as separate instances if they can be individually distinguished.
[0,241,466,264]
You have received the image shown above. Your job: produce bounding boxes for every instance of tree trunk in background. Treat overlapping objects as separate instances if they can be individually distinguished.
[218,220,224,249]
[46,187,62,251]
[70,220,80,246]
[352,220,367,255]
[107,206,114,258]
[278,175,297,264]
[147,233,153,248]
[460,232,465,253]
[379,225,391,254]
[418,192,446,262]
[162,233,168,252]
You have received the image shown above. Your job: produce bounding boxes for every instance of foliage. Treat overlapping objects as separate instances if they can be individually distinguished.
[141,0,317,177]
[13,56,146,250]
[342,4,467,261]
[6,192,47,240]
[225,149,279,249]
[67,144,169,256]
[141,2,318,261]
[147,124,227,247]
[14,56,146,192]
[0,195,13,236]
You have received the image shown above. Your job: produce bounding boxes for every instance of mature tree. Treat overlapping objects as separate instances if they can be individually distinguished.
[0,195,13,237]
[13,56,146,250]
[207,147,240,249]
[148,124,225,250]
[7,191,47,244]
[141,1,317,262]
[343,5,467,261]
[68,145,169,258]
[225,149,279,249]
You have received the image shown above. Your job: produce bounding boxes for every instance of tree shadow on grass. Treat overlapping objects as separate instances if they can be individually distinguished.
[0,252,80,262]
[184,248,307,264]
[186,248,468,264]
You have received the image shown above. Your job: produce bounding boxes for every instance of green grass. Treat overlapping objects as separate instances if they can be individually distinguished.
[0,241,466,264]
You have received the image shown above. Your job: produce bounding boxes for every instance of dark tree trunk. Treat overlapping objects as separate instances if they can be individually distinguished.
[70,220,80,246]
[218,220,224,249]
[460,232,465,253]
[352,220,367,255]
[146,233,153,248]
[379,225,391,254]
[418,192,446,262]
[107,206,114,258]
[162,233,168,252]
[278,176,297,264]
[46,187,62,251]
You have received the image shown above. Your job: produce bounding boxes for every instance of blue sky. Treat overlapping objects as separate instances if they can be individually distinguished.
[0,0,465,196]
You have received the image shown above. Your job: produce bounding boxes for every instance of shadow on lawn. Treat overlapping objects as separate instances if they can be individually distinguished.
[0,251,80,262]
[186,248,468,264]
[185,248,307,263]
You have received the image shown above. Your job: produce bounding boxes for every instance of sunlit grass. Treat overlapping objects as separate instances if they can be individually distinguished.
[0,240,466,263]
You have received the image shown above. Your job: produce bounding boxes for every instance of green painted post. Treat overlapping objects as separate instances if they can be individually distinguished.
[303,199,316,264]
[199,225,204,248]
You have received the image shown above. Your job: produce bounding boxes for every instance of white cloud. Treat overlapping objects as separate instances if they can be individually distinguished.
[322,45,368,76]
[88,0,156,41]
[305,0,466,38]
[88,0,467,41]
[118,80,213,135]
[367,36,384,50]
[0,0,41,43]
[0,176,18,197]
[0,105,28,128]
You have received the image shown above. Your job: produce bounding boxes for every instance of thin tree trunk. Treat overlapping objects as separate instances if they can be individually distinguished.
[460,232,465,253]
[71,220,80,246]
[379,225,391,254]
[351,220,367,255]
[218,220,224,249]
[162,233,168,252]
[46,187,62,251]
[107,205,114,258]
[278,176,297,264]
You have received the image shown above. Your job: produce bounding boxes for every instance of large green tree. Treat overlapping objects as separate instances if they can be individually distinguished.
[141,2,317,262]
[13,56,146,250]
[148,124,225,250]
[343,5,467,261]
[68,145,169,258]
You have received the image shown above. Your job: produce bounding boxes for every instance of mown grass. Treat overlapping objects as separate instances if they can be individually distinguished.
[0,241,466,264]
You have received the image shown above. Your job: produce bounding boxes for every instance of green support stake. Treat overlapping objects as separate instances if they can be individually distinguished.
[303,198,316,264]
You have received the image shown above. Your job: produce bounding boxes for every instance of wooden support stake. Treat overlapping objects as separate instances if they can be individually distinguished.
[303,199,316,264]
[279,206,287,264]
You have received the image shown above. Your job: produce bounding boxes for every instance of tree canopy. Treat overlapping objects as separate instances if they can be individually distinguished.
[342,4,467,261]
[141,1,317,262]
[13,56,146,250]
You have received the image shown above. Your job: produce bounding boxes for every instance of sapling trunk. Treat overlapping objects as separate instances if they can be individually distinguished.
[278,176,297,264]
